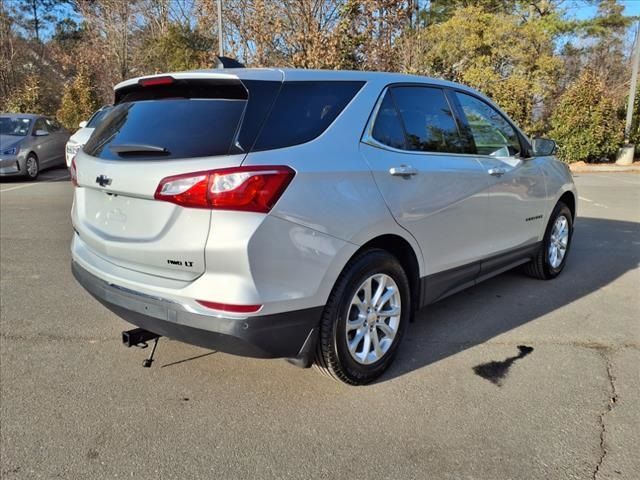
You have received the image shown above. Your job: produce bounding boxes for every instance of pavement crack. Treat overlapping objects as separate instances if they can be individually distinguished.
[593,348,619,480]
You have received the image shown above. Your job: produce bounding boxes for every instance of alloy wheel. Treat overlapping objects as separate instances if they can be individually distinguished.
[345,273,401,365]
[548,214,569,268]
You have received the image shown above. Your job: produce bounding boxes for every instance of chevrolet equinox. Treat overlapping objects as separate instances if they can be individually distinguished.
[71,69,577,385]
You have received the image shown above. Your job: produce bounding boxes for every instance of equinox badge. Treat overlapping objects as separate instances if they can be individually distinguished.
[95,175,112,187]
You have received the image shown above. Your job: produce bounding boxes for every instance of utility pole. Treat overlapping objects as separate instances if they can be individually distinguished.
[217,0,223,57]
[617,21,640,165]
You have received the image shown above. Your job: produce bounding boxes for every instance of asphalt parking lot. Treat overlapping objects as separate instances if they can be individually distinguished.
[0,169,638,479]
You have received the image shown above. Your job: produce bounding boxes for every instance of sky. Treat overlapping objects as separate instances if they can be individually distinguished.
[568,0,640,19]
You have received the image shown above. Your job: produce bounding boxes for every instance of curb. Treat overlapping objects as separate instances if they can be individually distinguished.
[569,164,640,173]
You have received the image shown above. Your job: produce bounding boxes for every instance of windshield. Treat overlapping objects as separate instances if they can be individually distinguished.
[86,107,113,128]
[0,117,32,136]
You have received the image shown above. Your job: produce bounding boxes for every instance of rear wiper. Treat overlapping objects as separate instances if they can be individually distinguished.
[109,144,169,155]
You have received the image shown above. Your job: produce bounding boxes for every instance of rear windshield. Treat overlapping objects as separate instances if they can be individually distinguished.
[85,79,363,160]
[84,99,246,160]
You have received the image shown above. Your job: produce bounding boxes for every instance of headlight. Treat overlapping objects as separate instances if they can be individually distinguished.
[2,147,18,155]
[66,143,83,156]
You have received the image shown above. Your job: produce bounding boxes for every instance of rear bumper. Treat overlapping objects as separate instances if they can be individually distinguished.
[72,261,322,359]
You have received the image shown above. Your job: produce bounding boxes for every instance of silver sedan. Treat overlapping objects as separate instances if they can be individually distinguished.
[0,113,70,180]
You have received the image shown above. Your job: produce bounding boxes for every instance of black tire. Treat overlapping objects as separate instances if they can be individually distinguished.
[314,249,411,385]
[523,201,573,280]
[24,153,39,180]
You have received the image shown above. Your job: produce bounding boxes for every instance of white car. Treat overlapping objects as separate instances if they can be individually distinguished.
[65,106,112,167]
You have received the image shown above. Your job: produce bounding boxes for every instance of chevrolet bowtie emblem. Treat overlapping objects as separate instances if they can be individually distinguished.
[95,175,112,187]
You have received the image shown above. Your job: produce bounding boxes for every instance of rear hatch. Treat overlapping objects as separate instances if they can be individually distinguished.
[72,71,283,281]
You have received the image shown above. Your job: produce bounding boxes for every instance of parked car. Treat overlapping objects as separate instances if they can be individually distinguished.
[0,114,70,180]
[65,105,113,167]
[71,69,576,385]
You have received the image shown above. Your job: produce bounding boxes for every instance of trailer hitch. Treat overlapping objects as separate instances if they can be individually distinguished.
[122,328,161,368]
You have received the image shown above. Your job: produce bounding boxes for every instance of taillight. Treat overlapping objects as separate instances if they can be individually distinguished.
[196,300,262,314]
[154,166,295,212]
[70,157,78,186]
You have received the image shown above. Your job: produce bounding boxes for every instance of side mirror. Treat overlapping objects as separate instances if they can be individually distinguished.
[79,121,88,128]
[532,138,557,157]
[34,129,49,136]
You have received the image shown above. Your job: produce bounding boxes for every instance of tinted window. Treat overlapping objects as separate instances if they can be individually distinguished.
[85,99,246,160]
[371,91,406,149]
[231,80,281,153]
[86,107,113,128]
[455,92,521,157]
[253,81,364,151]
[391,86,465,153]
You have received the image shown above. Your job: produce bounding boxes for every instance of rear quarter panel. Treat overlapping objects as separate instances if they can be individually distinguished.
[240,79,426,308]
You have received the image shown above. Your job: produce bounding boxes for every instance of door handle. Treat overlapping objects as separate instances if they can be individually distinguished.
[389,165,418,177]
[488,167,507,177]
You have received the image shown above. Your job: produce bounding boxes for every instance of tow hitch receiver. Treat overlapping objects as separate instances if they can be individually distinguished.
[122,328,161,368]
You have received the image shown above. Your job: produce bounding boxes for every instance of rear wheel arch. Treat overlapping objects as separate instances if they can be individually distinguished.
[348,234,421,314]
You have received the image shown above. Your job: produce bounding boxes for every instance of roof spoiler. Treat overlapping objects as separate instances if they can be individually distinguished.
[215,56,245,69]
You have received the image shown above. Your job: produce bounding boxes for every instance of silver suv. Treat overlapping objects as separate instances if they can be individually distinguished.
[71,69,576,385]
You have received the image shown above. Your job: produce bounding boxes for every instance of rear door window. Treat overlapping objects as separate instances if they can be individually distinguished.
[252,81,365,151]
[390,86,466,154]
[371,91,406,150]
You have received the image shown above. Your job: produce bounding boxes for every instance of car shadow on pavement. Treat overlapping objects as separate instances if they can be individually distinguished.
[381,216,640,383]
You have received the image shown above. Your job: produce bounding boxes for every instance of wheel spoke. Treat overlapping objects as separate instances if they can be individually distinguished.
[371,328,383,359]
[376,321,396,340]
[375,288,395,311]
[549,245,557,267]
[348,330,365,354]
[360,332,371,360]
[352,295,365,311]
[363,278,373,305]
[371,275,386,308]
[346,315,365,332]
[378,305,400,318]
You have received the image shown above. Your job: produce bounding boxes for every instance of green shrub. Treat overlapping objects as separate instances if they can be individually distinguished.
[550,70,623,163]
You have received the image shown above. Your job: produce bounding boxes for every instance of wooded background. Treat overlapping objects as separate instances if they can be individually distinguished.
[1,0,638,162]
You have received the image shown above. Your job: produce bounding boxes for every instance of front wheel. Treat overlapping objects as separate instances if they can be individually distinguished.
[314,249,411,385]
[524,201,573,280]
[24,154,39,180]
